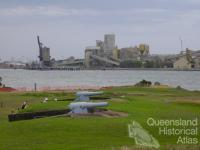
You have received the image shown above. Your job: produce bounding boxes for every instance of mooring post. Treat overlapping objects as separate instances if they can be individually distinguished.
[34,83,37,91]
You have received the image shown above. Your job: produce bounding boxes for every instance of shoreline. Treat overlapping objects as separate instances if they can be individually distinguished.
[1,68,200,71]
[0,84,182,93]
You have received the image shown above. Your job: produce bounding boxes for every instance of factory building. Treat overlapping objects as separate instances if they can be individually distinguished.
[173,49,200,69]
[119,47,140,61]
[192,50,200,68]
[193,57,200,68]
[37,36,51,67]
[84,34,151,68]
[85,46,101,68]
[96,40,104,50]
[54,56,84,68]
[84,34,120,68]
[173,56,192,69]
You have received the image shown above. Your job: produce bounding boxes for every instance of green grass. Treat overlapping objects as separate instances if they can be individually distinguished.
[0,86,200,150]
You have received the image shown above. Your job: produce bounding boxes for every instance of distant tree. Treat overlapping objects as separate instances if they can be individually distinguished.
[0,76,2,87]
[153,56,164,68]
[144,60,154,68]
[120,60,142,68]
[164,59,173,68]
[144,57,166,68]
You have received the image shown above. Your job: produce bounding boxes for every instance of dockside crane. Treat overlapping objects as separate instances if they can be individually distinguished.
[37,36,43,61]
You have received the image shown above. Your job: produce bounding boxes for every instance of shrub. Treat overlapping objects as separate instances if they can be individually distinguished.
[135,79,152,87]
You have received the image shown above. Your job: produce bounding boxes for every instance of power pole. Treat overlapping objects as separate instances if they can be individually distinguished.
[179,36,183,51]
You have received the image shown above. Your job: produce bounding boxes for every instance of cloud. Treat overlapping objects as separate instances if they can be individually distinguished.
[0,6,102,17]
[0,5,183,18]
[1,1,200,60]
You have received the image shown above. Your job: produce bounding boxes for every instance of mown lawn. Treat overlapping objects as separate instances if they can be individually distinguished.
[0,86,200,150]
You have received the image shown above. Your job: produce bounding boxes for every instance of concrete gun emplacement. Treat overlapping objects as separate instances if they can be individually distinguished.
[69,102,108,114]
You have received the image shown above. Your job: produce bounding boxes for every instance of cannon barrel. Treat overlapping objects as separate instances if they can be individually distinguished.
[76,91,103,97]
[75,91,103,101]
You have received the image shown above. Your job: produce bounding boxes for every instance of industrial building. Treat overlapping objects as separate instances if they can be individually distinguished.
[173,56,192,69]
[33,34,152,69]
[173,49,200,69]
[119,47,140,61]
[33,34,152,70]
[33,36,84,70]
[54,56,84,68]
[16,34,200,70]
[85,34,120,68]
[84,34,150,68]
[37,36,51,67]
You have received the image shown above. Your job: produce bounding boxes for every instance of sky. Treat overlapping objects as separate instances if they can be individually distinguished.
[1,0,200,61]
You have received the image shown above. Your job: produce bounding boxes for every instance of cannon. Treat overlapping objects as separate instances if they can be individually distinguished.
[75,91,103,101]
[68,102,108,114]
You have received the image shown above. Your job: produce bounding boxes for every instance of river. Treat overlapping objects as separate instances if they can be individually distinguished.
[0,69,200,90]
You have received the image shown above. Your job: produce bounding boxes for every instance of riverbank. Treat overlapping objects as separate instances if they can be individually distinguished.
[1,67,200,71]
[25,67,200,71]
[0,86,199,149]
[0,87,16,92]
[0,84,171,92]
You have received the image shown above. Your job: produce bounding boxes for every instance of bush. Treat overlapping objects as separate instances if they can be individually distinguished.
[135,79,152,87]
[120,60,142,68]
[0,77,2,87]
[154,82,161,86]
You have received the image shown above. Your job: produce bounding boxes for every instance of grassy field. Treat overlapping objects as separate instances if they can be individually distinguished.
[0,86,200,150]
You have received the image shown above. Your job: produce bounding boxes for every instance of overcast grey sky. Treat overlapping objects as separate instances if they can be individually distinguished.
[1,0,200,61]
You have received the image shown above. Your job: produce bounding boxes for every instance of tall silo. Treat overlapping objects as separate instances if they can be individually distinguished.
[104,34,115,57]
